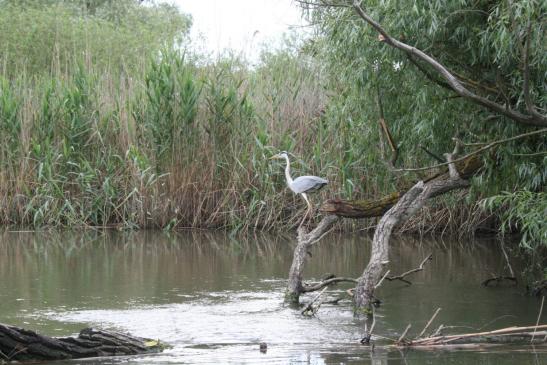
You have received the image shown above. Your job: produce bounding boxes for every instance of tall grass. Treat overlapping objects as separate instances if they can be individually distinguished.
[0,2,502,233]
[0,44,498,232]
[0,47,340,230]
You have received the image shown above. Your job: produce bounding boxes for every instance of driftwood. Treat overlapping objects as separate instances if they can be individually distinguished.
[409,325,547,347]
[0,323,165,362]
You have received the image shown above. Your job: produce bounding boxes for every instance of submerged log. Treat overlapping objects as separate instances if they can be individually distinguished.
[409,324,547,347]
[320,154,482,218]
[0,323,165,362]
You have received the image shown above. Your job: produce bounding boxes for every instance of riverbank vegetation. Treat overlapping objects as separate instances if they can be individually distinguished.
[0,0,544,271]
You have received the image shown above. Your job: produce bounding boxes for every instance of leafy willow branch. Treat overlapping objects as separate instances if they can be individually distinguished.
[351,0,546,127]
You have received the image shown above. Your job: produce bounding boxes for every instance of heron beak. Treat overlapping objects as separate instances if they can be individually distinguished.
[269,154,280,160]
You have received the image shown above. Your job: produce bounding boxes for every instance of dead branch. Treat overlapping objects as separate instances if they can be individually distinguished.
[351,0,546,127]
[286,215,339,304]
[301,287,328,316]
[419,145,445,163]
[418,308,442,338]
[397,324,412,345]
[386,253,432,285]
[531,296,545,343]
[482,276,518,287]
[411,324,547,346]
[395,127,547,172]
[303,276,358,292]
[481,241,517,286]
[376,82,399,166]
[374,270,391,289]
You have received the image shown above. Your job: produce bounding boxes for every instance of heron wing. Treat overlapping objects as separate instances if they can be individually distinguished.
[290,176,328,193]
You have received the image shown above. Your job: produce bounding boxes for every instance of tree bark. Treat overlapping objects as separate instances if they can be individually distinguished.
[0,324,164,362]
[354,182,425,312]
[285,215,339,304]
[354,151,471,312]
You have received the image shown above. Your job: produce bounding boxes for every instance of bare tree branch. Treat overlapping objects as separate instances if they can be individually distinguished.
[351,1,546,127]
[418,308,442,338]
[303,276,358,292]
[395,128,547,173]
[386,253,433,285]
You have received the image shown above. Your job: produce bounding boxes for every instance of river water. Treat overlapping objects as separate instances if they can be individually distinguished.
[0,230,545,364]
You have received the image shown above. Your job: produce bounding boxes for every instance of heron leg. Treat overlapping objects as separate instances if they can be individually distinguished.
[298,193,313,229]
[301,193,312,211]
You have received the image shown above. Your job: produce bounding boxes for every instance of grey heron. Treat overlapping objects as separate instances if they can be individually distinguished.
[270,152,328,211]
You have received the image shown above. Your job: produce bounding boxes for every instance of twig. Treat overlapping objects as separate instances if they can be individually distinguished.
[500,241,515,278]
[395,128,547,172]
[419,145,445,163]
[397,324,412,345]
[477,315,517,331]
[376,81,398,166]
[301,286,328,316]
[374,270,391,289]
[431,324,444,337]
[387,253,432,285]
[418,308,442,338]
[531,296,545,343]
[413,324,547,346]
[303,276,358,292]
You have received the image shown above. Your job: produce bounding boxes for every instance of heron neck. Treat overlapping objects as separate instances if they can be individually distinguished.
[284,156,293,185]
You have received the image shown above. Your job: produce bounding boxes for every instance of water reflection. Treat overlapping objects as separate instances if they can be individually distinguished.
[0,230,545,364]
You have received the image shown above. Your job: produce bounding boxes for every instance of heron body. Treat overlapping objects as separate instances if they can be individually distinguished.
[290,175,328,194]
[270,152,328,210]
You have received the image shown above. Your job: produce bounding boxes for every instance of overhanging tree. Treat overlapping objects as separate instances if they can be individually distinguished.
[286,0,546,312]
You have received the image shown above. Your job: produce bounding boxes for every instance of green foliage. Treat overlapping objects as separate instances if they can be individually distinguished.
[0,77,20,166]
[300,0,546,242]
[482,189,547,250]
[0,0,191,76]
[142,51,202,162]
[0,38,330,231]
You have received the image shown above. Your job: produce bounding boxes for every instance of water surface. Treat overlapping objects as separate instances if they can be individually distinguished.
[0,230,545,364]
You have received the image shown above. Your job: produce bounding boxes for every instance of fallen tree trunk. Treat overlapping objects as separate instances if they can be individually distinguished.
[0,323,165,362]
[354,147,473,312]
[320,154,482,218]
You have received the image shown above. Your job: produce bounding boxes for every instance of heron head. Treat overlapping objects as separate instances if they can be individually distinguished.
[270,151,288,160]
